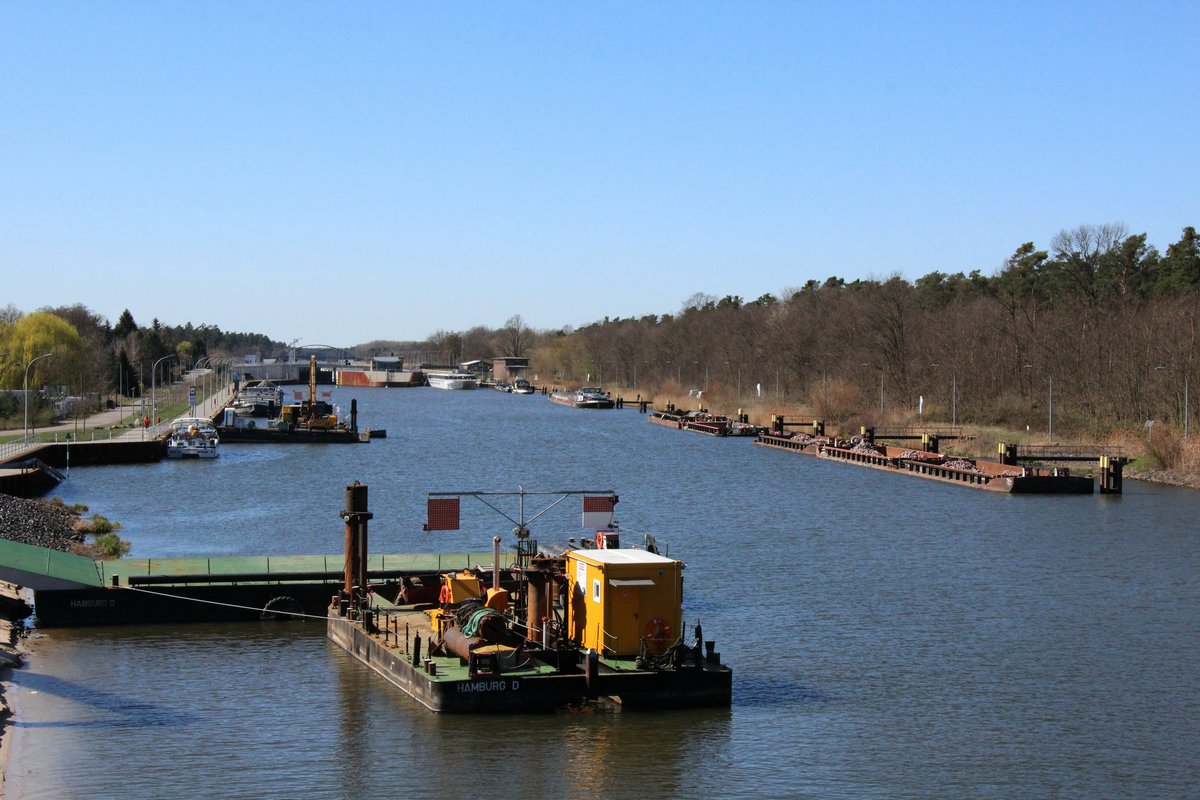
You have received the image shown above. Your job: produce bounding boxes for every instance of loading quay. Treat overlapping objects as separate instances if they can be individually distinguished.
[755,418,1125,494]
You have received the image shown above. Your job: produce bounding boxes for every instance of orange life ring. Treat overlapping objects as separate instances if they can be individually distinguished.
[644,618,671,650]
[439,584,450,604]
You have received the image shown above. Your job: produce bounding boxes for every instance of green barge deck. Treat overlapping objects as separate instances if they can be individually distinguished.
[0,538,496,627]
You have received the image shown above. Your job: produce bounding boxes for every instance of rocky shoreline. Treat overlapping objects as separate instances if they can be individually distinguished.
[1128,469,1200,491]
[0,494,87,552]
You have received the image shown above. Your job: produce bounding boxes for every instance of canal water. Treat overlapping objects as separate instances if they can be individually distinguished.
[5,388,1200,799]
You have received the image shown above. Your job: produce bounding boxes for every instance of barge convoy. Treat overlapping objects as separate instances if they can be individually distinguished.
[752,419,1121,494]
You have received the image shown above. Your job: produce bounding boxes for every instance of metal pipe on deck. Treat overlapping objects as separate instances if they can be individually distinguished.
[341,482,373,611]
[492,536,501,590]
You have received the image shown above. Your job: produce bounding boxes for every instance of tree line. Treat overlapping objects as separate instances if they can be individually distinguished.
[0,304,284,418]
[3,223,1196,440]
[532,224,1199,440]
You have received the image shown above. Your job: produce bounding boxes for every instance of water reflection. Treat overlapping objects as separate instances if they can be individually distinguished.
[8,388,1200,799]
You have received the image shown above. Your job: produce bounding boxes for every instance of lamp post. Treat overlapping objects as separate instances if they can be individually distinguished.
[862,364,884,417]
[23,352,55,443]
[1156,366,1191,439]
[195,356,215,412]
[1023,365,1052,443]
[931,364,958,427]
[151,354,177,427]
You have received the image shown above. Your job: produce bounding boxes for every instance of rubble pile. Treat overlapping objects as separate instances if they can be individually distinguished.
[0,494,85,552]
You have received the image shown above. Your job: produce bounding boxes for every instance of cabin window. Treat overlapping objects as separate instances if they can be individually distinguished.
[592,579,601,603]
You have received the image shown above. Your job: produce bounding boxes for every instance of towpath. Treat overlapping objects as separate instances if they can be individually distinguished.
[0,381,234,463]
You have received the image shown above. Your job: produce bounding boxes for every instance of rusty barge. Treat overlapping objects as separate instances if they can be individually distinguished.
[753,419,1119,494]
[648,405,764,437]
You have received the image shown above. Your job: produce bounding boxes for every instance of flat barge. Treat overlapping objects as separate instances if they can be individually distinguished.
[0,538,494,627]
[648,406,763,436]
[754,432,1095,494]
[329,484,732,713]
[216,425,367,444]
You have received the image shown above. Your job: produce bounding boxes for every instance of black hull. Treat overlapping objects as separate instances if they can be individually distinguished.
[327,616,732,713]
[32,582,338,627]
[217,427,364,444]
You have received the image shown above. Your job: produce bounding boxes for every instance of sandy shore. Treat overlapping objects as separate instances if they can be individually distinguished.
[0,622,26,800]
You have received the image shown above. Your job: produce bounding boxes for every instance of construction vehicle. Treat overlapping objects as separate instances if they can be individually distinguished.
[276,355,340,431]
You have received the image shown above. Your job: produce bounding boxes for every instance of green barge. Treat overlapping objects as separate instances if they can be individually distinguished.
[0,538,492,627]
[328,483,732,713]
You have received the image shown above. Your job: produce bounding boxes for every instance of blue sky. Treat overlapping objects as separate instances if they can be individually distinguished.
[2,2,1196,345]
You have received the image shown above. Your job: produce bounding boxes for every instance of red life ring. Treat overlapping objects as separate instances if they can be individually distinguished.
[644,618,671,650]
[439,584,450,604]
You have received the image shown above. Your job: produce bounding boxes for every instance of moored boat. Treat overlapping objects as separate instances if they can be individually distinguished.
[649,407,764,436]
[427,370,478,390]
[328,485,732,713]
[230,380,284,418]
[166,417,220,459]
[550,387,614,409]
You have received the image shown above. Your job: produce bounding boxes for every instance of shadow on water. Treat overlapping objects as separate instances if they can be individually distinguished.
[734,672,832,708]
[12,670,195,729]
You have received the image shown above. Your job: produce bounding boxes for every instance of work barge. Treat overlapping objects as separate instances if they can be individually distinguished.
[328,483,732,713]
[755,418,1127,494]
[217,355,371,443]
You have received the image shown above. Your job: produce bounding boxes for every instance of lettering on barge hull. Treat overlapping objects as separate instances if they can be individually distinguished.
[457,680,520,693]
[68,599,117,608]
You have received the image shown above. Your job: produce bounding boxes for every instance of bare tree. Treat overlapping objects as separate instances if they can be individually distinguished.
[501,314,530,357]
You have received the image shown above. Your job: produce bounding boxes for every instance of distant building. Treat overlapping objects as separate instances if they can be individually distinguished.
[370,355,403,370]
[492,357,529,382]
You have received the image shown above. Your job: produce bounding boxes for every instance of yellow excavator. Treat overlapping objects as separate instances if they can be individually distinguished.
[276,355,339,431]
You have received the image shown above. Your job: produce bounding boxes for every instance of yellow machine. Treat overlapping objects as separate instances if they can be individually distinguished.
[278,355,339,430]
[566,549,682,658]
[439,570,484,605]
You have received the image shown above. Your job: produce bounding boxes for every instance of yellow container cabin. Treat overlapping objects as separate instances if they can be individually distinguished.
[566,549,682,658]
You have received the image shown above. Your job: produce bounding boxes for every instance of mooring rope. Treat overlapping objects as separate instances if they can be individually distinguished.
[115,584,332,621]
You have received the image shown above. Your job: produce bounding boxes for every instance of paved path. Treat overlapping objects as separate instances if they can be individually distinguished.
[0,384,234,462]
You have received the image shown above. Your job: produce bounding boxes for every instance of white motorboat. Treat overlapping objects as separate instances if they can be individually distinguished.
[166,417,220,459]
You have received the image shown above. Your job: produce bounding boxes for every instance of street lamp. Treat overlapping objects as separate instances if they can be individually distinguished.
[23,352,55,443]
[151,354,177,427]
[931,364,957,427]
[1023,365,1052,443]
[1155,366,1190,439]
[862,364,884,417]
